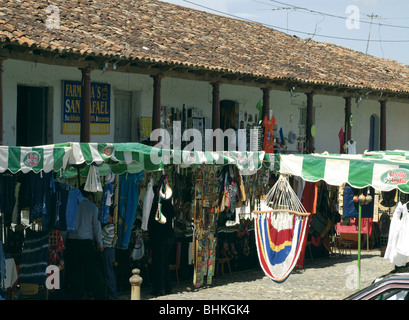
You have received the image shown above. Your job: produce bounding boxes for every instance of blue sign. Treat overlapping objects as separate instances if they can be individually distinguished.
[62,80,111,134]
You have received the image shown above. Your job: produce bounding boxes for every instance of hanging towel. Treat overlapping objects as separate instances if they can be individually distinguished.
[141,177,154,231]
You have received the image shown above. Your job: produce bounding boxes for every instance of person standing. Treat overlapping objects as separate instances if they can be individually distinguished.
[101,209,118,300]
[148,186,175,296]
[67,185,105,300]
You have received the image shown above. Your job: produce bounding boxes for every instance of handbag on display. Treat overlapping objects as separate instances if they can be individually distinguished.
[155,200,167,224]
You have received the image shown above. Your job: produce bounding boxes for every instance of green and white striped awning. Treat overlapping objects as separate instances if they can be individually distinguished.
[0,142,272,177]
[59,142,266,175]
[0,144,71,174]
[279,150,409,192]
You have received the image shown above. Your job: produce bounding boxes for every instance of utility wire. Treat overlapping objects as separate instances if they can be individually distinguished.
[267,0,409,30]
[181,0,409,43]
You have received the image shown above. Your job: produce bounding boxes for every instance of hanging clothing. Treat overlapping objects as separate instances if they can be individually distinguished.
[141,177,154,231]
[342,186,374,218]
[117,172,145,249]
[262,114,276,154]
[18,230,49,285]
[396,206,409,258]
[384,202,408,267]
[338,128,345,154]
[11,182,21,225]
[25,172,55,231]
[347,140,356,154]
[301,182,318,215]
[99,173,115,223]
[50,181,70,231]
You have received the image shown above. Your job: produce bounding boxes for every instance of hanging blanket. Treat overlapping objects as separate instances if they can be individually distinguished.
[254,211,309,283]
[18,230,49,285]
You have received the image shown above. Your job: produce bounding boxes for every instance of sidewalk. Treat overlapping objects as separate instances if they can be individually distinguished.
[120,249,396,300]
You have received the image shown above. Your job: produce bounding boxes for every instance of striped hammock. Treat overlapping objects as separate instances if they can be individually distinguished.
[254,175,310,283]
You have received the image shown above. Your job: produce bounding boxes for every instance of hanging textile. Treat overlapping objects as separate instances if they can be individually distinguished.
[338,128,345,154]
[99,173,115,223]
[116,172,145,249]
[342,186,374,219]
[50,181,70,231]
[18,230,49,285]
[384,202,409,267]
[262,114,276,154]
[21,172,55,231]
[141,177,154,231]
[254,175,310,283]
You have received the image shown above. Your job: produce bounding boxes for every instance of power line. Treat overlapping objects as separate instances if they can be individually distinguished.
[181,0,409,43]
[267,0,409,30]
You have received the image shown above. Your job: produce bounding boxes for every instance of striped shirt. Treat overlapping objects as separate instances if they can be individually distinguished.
[102,223,115,248]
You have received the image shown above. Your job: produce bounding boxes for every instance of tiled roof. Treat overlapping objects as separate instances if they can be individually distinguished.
[1,0,409,94]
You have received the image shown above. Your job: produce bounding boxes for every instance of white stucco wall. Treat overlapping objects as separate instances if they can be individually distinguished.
[3,58,409,153]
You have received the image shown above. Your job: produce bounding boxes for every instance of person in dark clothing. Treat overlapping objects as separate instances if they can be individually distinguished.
[148,186,175,296]
[66,186,105,300]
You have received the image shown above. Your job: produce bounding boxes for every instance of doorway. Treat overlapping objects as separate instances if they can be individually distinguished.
[220,100,238,151]
[16,85,48,146]
[114,91,132,142]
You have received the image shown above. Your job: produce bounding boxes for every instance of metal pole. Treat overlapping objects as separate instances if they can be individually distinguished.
[129,268,143,300]
[358,193,362,291]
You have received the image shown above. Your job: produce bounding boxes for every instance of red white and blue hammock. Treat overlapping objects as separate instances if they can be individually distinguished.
[254,175,310,283]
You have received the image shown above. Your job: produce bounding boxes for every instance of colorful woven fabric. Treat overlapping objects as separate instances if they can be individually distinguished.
[254,212,309,283]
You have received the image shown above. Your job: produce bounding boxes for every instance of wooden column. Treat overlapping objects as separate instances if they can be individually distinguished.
[211,82,221,130]
[344,96,352,142]
[151,74,164,132]
[380,99,387,151]
[305,92,315,153]
[79,67,92,143]
[261,87,271,121]
[0,58,6,146]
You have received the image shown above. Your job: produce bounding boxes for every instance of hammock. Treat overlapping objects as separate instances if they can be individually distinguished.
[253,175,310,283]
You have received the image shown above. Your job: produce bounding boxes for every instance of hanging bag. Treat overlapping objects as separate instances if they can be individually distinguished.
[155,182,167,224]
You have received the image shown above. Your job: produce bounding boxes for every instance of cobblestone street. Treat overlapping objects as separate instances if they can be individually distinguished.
[121,249,395,301]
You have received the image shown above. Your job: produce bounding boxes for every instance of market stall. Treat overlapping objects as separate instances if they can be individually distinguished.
[279,150,409,289]
[0,141,273,299]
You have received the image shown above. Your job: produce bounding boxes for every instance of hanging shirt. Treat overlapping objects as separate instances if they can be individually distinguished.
[262,114,276,154]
